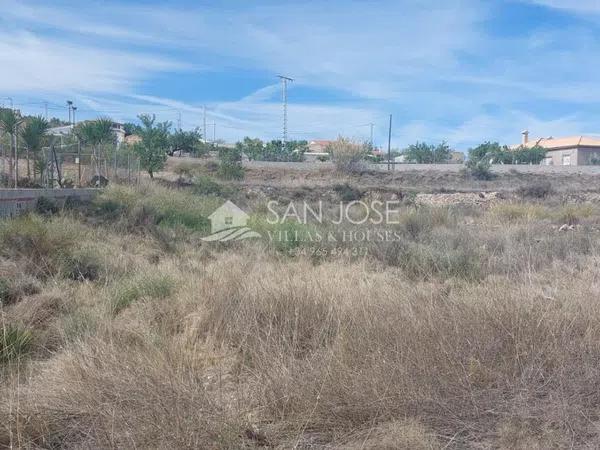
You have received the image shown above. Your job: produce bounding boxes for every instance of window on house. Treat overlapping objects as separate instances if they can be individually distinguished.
[225,216,233,225]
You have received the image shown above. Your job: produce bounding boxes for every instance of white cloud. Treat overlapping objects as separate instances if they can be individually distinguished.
[0,31,187,94]
[4,0,600,149]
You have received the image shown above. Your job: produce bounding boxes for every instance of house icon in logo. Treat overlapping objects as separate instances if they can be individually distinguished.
[202,200,262,242]
[208,200,249,233]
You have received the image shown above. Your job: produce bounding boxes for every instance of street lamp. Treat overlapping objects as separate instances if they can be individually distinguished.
[67,100,73,125]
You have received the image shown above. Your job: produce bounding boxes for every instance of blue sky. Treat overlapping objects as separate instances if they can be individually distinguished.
[1,0,600,150]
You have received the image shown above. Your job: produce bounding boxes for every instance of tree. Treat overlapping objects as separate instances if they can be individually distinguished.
[20,116,49,180]
[0,110,22,183]
[132,114,171,179]
[169,128,207,156]
[123,122,142,136]
[468,142,546,165]
[403,142,451,164]
[468,142,502,164]
[75,117,115,178]
[236,137,307,162]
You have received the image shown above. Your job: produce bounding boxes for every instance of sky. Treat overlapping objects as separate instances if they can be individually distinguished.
[1,0,599,150]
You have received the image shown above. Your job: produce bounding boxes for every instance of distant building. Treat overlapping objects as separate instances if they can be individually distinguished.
[308,140,334,152]
[512,131,600,166]
[47,121,127,146]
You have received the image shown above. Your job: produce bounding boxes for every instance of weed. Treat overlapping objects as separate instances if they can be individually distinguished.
[333,183,363,202]
[0,323,32,363]
[517,181,553,199]
[111,274,175,315]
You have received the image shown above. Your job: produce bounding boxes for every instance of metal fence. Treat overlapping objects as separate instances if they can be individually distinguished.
[0,141,141,188]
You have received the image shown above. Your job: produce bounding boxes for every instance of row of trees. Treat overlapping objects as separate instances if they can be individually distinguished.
[468,141,546,165]
[0,110,210,186]
[0,109,53,184]
[235,138,308,162]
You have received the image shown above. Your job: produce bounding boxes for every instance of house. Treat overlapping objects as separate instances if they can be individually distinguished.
[513,131,600,166]
[47,122,127,146]
[207,200,250,234]
[308,140,334,152]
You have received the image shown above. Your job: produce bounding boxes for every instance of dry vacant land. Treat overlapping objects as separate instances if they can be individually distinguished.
[2,165,600,448]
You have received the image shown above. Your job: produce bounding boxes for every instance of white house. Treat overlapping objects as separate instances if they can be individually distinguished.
[47,122,126,146]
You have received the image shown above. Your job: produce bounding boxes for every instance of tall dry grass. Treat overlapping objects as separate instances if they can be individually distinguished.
[1,183,600,448]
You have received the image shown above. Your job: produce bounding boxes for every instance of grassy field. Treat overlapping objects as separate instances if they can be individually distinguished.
[2,171,600,448]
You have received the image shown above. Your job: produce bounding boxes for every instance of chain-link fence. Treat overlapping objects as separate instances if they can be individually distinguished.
[0,140,141,188]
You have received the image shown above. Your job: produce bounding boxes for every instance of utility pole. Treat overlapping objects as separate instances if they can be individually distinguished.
[387,114,392,171]
[177,110,182,130]
[277,75,293,144]
[203,106,207,143]
[369,123,374,150]
[72,106,77,125]
[44,101,48,120]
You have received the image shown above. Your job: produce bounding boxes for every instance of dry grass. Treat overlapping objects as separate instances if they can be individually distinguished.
[2,182,600,448]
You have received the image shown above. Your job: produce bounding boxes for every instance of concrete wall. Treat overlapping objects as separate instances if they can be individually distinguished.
[244,160,600,174]
[0,189,99,219]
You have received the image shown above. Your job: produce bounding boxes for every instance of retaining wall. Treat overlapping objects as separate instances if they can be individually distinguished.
[244,161,600,174]
[0,189,99,219]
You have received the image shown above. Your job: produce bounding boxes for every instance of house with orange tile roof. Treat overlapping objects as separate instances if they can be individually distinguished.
[512,131,600,166]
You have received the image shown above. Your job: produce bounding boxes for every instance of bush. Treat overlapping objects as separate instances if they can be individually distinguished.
[517,181,553,199]
[193,175,229,196]
[173,163,197,184]
[35,196,59,216]
[465,158,494,180]
[217,162,245,180]
[217,147,245,180]
[0,323,33,363]
[333,183,363,202]
[328,137,368,173]
[95,185,215,232]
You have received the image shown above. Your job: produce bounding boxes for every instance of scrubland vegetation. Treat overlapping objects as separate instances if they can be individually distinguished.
[2,176,600,448]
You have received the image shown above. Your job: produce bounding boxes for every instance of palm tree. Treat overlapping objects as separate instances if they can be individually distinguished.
[20,116,49,181]
[75,117,114,179]
[0,109,21,184]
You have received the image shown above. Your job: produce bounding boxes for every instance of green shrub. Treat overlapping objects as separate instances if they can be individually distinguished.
[217,147,245,180]
[217,162,245,180]
[193,175,228,196]
[0,323,33,363]
[35,196,59,216]
[111,274,175,315]
[96,185,214,232]
[465,159,494,180]
[333,183,363,202]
